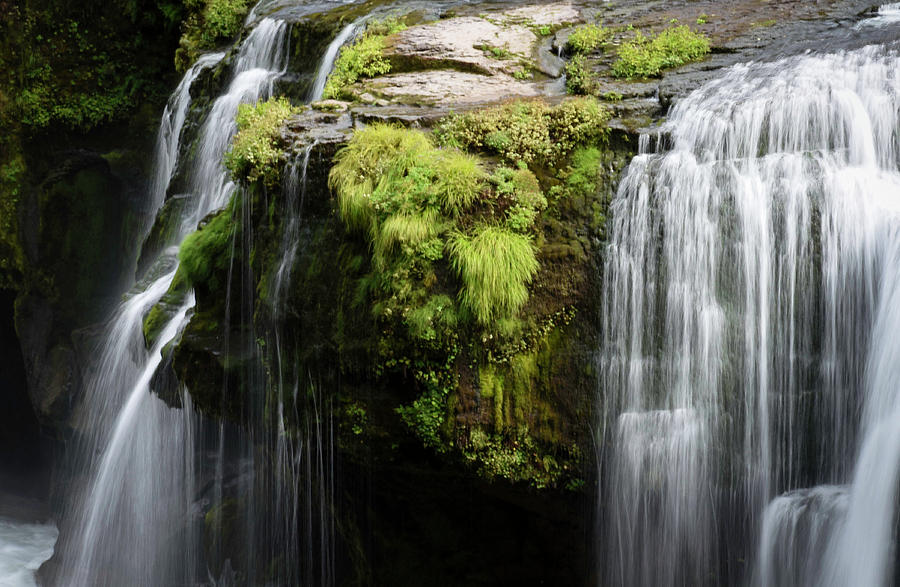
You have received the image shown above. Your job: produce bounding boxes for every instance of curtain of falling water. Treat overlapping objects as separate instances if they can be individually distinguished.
[52,13,291,586]
[599,43,900,586]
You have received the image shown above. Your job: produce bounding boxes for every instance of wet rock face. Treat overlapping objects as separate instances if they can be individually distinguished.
[359,70,542,106]
[14,149,152,430]
[385,16,540,76]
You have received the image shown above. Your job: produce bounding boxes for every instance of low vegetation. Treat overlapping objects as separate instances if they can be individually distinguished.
[565,23,610,54]
[325,96,612,485]
[564,55,597,96]
[434,97,610,166]
[224,97,302,188]
[612,24,710,79]
[322,17,407,100]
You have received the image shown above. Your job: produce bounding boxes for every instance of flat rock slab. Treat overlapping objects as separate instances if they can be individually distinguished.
[385,16,537,77]
[502,3,582,26]
[360,70,542,107]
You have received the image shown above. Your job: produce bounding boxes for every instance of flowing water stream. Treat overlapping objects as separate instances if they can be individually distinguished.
[600,34,900,587]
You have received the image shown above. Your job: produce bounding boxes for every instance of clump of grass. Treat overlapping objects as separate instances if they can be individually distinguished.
[433,151,488,217]
[323,17,407,100]
[612,25,710,79]
[329,124,433,232]
[565,23,610,54]
[373,209,443,269]
[450,225,539,325]
[224,96,302,188]
[435,98,610,166]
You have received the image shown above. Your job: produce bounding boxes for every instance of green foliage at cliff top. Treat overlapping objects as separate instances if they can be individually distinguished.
[323,17,407,100]
[612,24,710,79]
[176,0,253,71]
[5,1,182,131]
[225,97,302,188]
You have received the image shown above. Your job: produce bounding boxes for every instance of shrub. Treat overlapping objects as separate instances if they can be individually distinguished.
[435,98,610,166]
[449,225,538,325]
[564,54,597,96]
[224,97,301,188]
[323,17,407,99]
[201,0,252,45]
[566,23,609,54]
[547,97,611,158]
[176,0,252,69]
[612,25,710,79]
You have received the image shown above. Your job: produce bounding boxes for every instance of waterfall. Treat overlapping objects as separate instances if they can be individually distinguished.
[599,43,900,586]
[308,20,363,102]
[52,13,292,586]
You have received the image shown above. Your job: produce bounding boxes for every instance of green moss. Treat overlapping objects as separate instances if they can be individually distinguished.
[565,23,610,54]
[142,267,190,347]
[612,24,710,79]
[224,97,302,188]
[178,197,239,291]
[323,17,407,100]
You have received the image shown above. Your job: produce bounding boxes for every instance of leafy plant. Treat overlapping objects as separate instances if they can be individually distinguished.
[612,25,710,79]
[565,23,610,54]
[435,98,610,166]
[564,54,597,95]
[224,96,302,188]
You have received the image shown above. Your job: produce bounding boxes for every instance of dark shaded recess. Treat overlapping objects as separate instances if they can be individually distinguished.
[0,288,47,495]
[336,451,594,587]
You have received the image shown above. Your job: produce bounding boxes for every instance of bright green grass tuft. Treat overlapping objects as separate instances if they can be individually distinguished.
[373,209,443,269]
[449,225,539,325]
[612,25,710,79]
[433,150,488,217]
[329,124,432,231]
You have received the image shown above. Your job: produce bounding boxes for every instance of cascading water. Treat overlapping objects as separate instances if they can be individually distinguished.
[52,13,293,586]
[599,35,900,586]
[308,21,363,101]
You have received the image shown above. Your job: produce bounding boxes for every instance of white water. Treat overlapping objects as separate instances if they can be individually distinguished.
[0,519,57,587]
[600,43,900,585]
[54,13,292,586]
[308,20,362,101]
